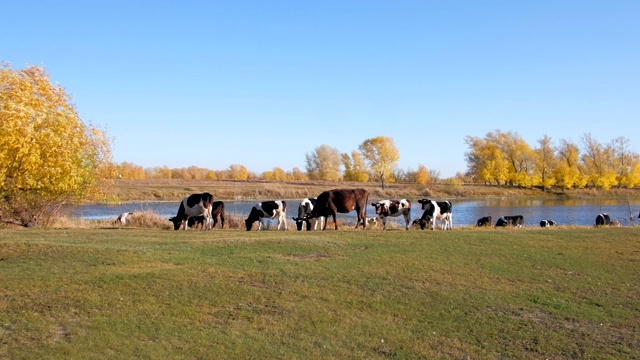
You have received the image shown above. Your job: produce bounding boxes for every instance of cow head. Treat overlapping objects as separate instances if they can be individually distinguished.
[168,216,182,230]
[371,201,389,216]
[244,218,253,231]
[292,216,312,231]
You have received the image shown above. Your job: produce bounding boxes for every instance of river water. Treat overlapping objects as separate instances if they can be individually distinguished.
[64,198,640,227]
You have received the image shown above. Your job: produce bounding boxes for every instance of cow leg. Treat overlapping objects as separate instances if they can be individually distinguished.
[382,217,388,230]
[404,213,410,230]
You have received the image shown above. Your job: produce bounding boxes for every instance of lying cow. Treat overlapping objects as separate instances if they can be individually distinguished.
[371,199,411,230]
[169,192,214,230]
[292,198,324,231]
[495,215,524,227]
[476,216,492,227]
[595,213,611,226]
[301,188,369,230]
[540,219,557,227]
[367,217,380,227]
[187,201,225,229]
[245,200,287,231]
[114,212,133,226]
[416,199,452,230]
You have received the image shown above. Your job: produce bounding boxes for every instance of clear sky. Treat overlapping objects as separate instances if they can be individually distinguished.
[3,1,639,178]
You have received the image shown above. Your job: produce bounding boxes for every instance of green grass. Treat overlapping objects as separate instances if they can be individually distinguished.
[1,227,639,359]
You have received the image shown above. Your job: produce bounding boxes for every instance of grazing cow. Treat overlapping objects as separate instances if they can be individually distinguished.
[114,212,133,226]
[496,215,524,227]
[476,216,492,227]
[371,199,411,230]
[169,192,214,230]
[188,201,225,229]
[302,188,369,230]
[416,199,452,230]
[291,198,325,231]
[540,220,557,227]
[595,213,611,226]
[245,200,287,231]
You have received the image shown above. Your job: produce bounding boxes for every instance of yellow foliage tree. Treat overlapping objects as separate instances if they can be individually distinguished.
[228,164,249,180]
[415,164,430,185]
[341,151,369,182]
[358,136,400,189]
[581,134,617,189]
[534,135,556,191]
[0,63,113,226]
[289,167,309,181]
[610,136,640,188]
[305,145,342,181]
[553,139,586,189]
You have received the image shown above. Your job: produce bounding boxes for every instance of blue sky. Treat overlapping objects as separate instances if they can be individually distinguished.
[3,1,639,177]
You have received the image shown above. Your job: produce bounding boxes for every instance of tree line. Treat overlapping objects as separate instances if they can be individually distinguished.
[465,130,640,190]
[112,138,436,188]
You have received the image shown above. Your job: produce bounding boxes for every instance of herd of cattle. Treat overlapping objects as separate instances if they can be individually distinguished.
[112,188,626,230]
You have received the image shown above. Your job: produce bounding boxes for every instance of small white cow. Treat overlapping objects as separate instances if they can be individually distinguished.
[371,199,411,230]
[245,200,287,231]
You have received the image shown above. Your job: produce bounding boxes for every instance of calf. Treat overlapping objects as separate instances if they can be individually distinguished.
[188,201,225,229]
[169,192,214,230]
[476,216,492,227]
[292,198,324,231]
[303,188,369,230]
[416,199,452,230]
[371,199,411,230]
[245,200,287,231]
[114,212,133,226]
[609,220,621,227]
[540,219,557,227]
[595,213,611,226]
[367,217,380,227]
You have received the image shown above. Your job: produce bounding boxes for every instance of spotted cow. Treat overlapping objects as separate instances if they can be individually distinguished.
[245,200,287,231]
[371,199,411,230]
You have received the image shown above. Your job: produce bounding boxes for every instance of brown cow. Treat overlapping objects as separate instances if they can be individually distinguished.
[303,188,369,230]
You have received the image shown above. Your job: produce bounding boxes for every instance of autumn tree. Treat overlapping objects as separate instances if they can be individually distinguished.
[358,136,400,189]
[581,133,617,189]
[341,151,369,182]
[0,64,113,226]
[228,164,249,180]
[415,164,430,185]
[487,130,535,187]
[610,136,640,188]
[289,167,309,181]
[464,135,509,186]
[305,145,342,181]
[553,139,585,189]
[534,135,556,191]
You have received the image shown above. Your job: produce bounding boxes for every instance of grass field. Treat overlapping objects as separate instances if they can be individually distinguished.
[1,227,639,359]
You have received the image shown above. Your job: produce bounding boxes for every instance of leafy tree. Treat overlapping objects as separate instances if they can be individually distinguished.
[487,130,535,187]
[358,136,400,189]
[464,135,509,186]
[610,136,640,188]
[553,139,585,189]
[341,151,369,182]
[305,145,342,181]
[415,164,430,185]
[228,164,249,180]
[534,135,556,191]
[0,64,113,226]
[581,133,617,189]
[289,167,309,181]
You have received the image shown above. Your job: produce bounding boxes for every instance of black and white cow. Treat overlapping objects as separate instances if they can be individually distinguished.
[540,219,557,227]
[416,199,452,230]
[169,192,214,230]
[495,215,524,227]
[595,213,611,226]
[245,200,287,231]
[371,199,411,230]
[291,198,325,231]
[476,216,492,227]
[187,201,225,229]
[114,212,133,226]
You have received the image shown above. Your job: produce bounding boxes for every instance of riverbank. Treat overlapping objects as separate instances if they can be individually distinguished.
[105,179,640,203]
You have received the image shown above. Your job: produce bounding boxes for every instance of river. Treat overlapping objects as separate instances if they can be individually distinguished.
[64,198,640,227]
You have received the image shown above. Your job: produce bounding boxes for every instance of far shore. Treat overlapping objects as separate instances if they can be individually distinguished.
[104,179,640,203]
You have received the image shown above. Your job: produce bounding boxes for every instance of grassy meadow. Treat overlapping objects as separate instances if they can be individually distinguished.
[1,226,639,359]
